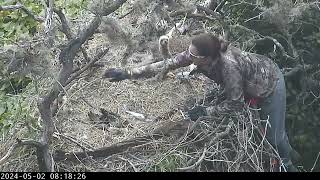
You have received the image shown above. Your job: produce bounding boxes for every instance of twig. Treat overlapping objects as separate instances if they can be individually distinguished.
[311,152,320,172]
[44,0,54,34]
[177,146,207,171]
[171,11,217,22]
[209,121,233,145]
[232,24,297,61]
[196,5,222,19]
[65,47,109,86]
[244,11,266,23]
[54,8,73,39]
[118,156,139,172]
[214,0,227,13]
[0,4,22,11]
[0,139,42,166]
[118,9,134,19]
[0,144,19,165]
[100,0,128,17]
[54,8,91,64]
[53,132,94,151]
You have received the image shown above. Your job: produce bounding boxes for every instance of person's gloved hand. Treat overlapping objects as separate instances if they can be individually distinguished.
[103,68,130,82]
[188,106,207,121]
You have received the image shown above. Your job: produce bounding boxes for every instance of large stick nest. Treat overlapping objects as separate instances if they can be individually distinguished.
[0,0,280,172]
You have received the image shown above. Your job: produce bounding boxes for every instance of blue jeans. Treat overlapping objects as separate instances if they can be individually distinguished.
[259,66,293,164]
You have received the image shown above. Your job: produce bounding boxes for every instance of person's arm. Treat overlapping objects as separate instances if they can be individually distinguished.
[188,64,245,120]
[103,51,192,81]
[206,64,245,114]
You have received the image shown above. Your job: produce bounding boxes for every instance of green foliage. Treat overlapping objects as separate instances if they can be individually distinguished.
[0,0,43,45]
[0,91,37,136]
[0,76,32,95]
[150,154,187,172]
[0,0,89,45]
[56,0,88,18]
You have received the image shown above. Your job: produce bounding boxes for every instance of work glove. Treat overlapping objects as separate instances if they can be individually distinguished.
[103,68,130,82]
[188,106,207,121]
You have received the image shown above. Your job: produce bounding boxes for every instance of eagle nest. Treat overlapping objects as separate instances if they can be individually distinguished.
[49,73,278,172]
[0,34,280,172]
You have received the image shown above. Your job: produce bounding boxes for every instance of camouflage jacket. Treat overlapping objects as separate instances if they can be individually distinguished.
[127,46,279,112]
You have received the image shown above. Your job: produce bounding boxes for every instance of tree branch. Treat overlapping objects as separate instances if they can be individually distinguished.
[101,0,128,16]
[54,8,90,64]
[170,11,217,21]
[44,0,54,35]
[0,139,47,170]
[214,0,227,13]
[36,0,128,171]
[36,17,101,172]
[232,24,297,61]
[66,47,109,86]
[196,5,222,20]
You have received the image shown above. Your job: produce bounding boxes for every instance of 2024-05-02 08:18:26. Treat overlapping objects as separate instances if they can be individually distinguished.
[0,172,87,180]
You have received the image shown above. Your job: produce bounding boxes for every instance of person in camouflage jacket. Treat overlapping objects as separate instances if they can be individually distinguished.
[103,33,300,172]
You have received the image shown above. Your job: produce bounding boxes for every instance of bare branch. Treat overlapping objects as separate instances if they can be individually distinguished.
[54,9,73,39]
[101,0,128,16]
[53,132,94,152]
[232,24,297,61]
[311,152,320,172]
[214,0,227,13]
[36,0,129,171]
[177,146,207,171]
[65,46,110,85]
[118,8,134,19]
[0,139,44,168]
[171,11,217,21]
[0,4,23,11]
[44,0,54,34]
[54,8,90,63]
[36,17,102,172]
[196,5,222,19]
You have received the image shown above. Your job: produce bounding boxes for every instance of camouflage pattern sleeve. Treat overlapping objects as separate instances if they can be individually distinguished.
[127,51,192,79]
[223,63,245,102]
[206,61,245,115]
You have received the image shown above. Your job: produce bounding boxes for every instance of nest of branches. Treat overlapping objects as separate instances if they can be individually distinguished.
[0,0,286,172]
[48,74,278,172]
